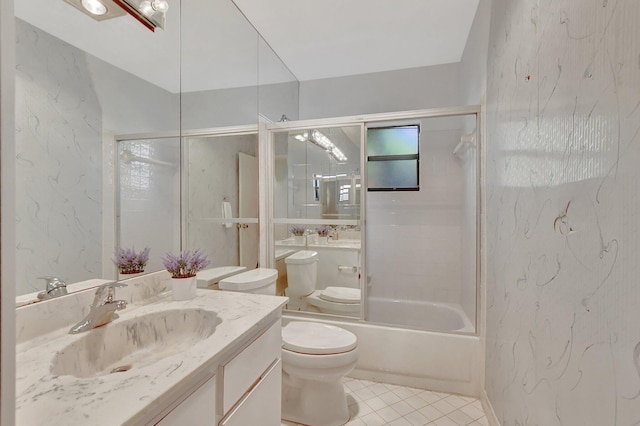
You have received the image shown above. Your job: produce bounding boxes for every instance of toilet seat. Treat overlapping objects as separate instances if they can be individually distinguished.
[282,322,357,355]
[319,286,360,304]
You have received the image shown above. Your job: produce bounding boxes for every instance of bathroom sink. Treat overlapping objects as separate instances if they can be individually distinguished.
[51,309,220,378]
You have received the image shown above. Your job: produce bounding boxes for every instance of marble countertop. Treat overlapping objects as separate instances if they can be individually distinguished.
[16,288,287,425]
[276,237,361,250]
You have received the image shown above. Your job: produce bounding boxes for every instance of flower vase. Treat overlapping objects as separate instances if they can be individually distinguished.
[119,269,144,279]
[317,235,327,245]
[293,235,305,245]
[171,276,197,301]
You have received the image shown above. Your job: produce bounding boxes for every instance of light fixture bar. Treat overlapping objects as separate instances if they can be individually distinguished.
[111,0,168,31]
[294,130,348,163]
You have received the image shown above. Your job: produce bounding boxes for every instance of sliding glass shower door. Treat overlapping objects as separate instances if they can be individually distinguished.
[364,114,478,334]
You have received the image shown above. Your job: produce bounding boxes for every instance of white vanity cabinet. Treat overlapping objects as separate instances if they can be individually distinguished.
[156,319,282,426]
[156,375,217,425]
[218,319,282,425]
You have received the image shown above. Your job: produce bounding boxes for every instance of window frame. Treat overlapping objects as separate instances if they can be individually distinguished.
[366,124,420,192]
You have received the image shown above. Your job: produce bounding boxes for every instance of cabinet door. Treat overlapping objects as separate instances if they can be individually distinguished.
[219,359,281,426]
[156,375,216,425]
[220,321,281,413]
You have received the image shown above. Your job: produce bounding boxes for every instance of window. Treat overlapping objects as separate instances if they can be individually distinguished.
[366,125,420,191]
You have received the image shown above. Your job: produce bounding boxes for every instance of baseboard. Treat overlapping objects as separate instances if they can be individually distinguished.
[480,388,500,426]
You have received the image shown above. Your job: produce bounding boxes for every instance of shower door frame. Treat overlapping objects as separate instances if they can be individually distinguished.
[263,105,482,336]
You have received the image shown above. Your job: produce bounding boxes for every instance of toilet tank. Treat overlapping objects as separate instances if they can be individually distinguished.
[284,250,318,297]
[218,268,278,295]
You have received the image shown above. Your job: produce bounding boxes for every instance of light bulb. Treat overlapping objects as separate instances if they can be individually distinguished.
[81,0,107,15]
[139,0,154,16]
[152,0,169,12]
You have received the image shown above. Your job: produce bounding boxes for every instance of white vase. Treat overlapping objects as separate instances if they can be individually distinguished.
[317,235,327,245]
[171,276,197,301]
[293,235,305,245]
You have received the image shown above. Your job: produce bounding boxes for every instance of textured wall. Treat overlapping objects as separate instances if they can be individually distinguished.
[15,19,102,294]
[485,0,640,424]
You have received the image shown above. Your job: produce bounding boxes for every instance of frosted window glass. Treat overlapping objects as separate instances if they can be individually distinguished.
[367,125,419,191]
[367,126,419,156]
[368,160,418,190]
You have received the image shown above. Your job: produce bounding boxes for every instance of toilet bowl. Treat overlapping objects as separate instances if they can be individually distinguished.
[218,268,360,426]
[285,251,361,316]
[281,321,359,426]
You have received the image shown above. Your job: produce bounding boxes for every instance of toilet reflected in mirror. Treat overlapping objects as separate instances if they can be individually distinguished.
[274,231,362,319]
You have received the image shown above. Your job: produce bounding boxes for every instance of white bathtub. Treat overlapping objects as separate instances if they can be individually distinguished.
[366,298,475,333]
[283,307,482,396]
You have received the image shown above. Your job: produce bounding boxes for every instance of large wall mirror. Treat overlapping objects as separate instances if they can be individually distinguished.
[272,125,363,318]
[14,0,180,301]
[14,0,299,305]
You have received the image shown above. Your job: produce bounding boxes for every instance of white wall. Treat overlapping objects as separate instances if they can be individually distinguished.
[459,0,493,106]
[0,0,16,421]
[484,0,640,424]
[299,63,462,120]
[15,19,103,295]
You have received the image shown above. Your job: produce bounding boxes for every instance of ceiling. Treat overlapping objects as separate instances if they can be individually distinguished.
[15,0,479,92]
[233,0,480,81]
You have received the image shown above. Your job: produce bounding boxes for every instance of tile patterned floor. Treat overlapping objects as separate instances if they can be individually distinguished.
[283,377,489,426]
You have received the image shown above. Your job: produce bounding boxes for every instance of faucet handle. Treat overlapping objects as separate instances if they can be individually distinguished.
[91,281,127,307]
[37,276,68,298]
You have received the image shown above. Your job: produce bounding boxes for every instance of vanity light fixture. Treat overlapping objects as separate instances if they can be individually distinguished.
[294,130,348,163]
[82,0,107,15]
[64,0,127,21]
[112,0,169,31]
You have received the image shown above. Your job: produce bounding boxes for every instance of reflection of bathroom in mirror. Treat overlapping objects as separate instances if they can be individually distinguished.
[273,125,363,318]
[117,138,181,277]
[184,132,260,290]
[13,0,297,304]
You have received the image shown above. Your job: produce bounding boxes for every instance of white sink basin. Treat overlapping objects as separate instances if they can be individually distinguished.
[51,309,220,378]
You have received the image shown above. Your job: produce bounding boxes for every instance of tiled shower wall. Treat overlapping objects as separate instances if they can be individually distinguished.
[485,0,640,424]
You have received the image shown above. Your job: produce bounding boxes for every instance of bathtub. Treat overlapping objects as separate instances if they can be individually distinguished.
[366,298,475,333]
[283,300,482,396]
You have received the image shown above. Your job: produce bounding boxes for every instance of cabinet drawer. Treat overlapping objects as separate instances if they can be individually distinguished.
[219,321,281,414]
[156,375,216,425]
[219,359,281,426]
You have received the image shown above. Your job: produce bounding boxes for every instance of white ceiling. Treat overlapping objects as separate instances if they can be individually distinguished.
[233,0,480,81]
[15,0,479,92]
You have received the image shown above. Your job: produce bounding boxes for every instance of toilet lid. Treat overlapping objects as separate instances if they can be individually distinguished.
[282,321,357,355]
[319,287,361,304]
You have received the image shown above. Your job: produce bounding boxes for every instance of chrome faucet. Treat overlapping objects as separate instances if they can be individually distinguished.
[69,282,128,334]
[37,276,68,300]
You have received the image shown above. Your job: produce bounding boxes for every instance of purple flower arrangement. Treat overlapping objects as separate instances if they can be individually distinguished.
[161,249,211,278]
[113,246,150,274]
[316,226,331,237]
[290,225,306,236]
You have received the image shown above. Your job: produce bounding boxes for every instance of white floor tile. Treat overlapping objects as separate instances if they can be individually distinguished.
[379,390,402,405]
[403,409,431,426]
[360,412,388,426]
[339,378,488,426]
[377,405,402,423]
[447,409,474,425]
[391,400,415,417]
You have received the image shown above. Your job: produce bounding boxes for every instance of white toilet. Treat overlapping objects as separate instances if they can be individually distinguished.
[281,321,359,426]
[218,268,360,426]
[285,250,361,316]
